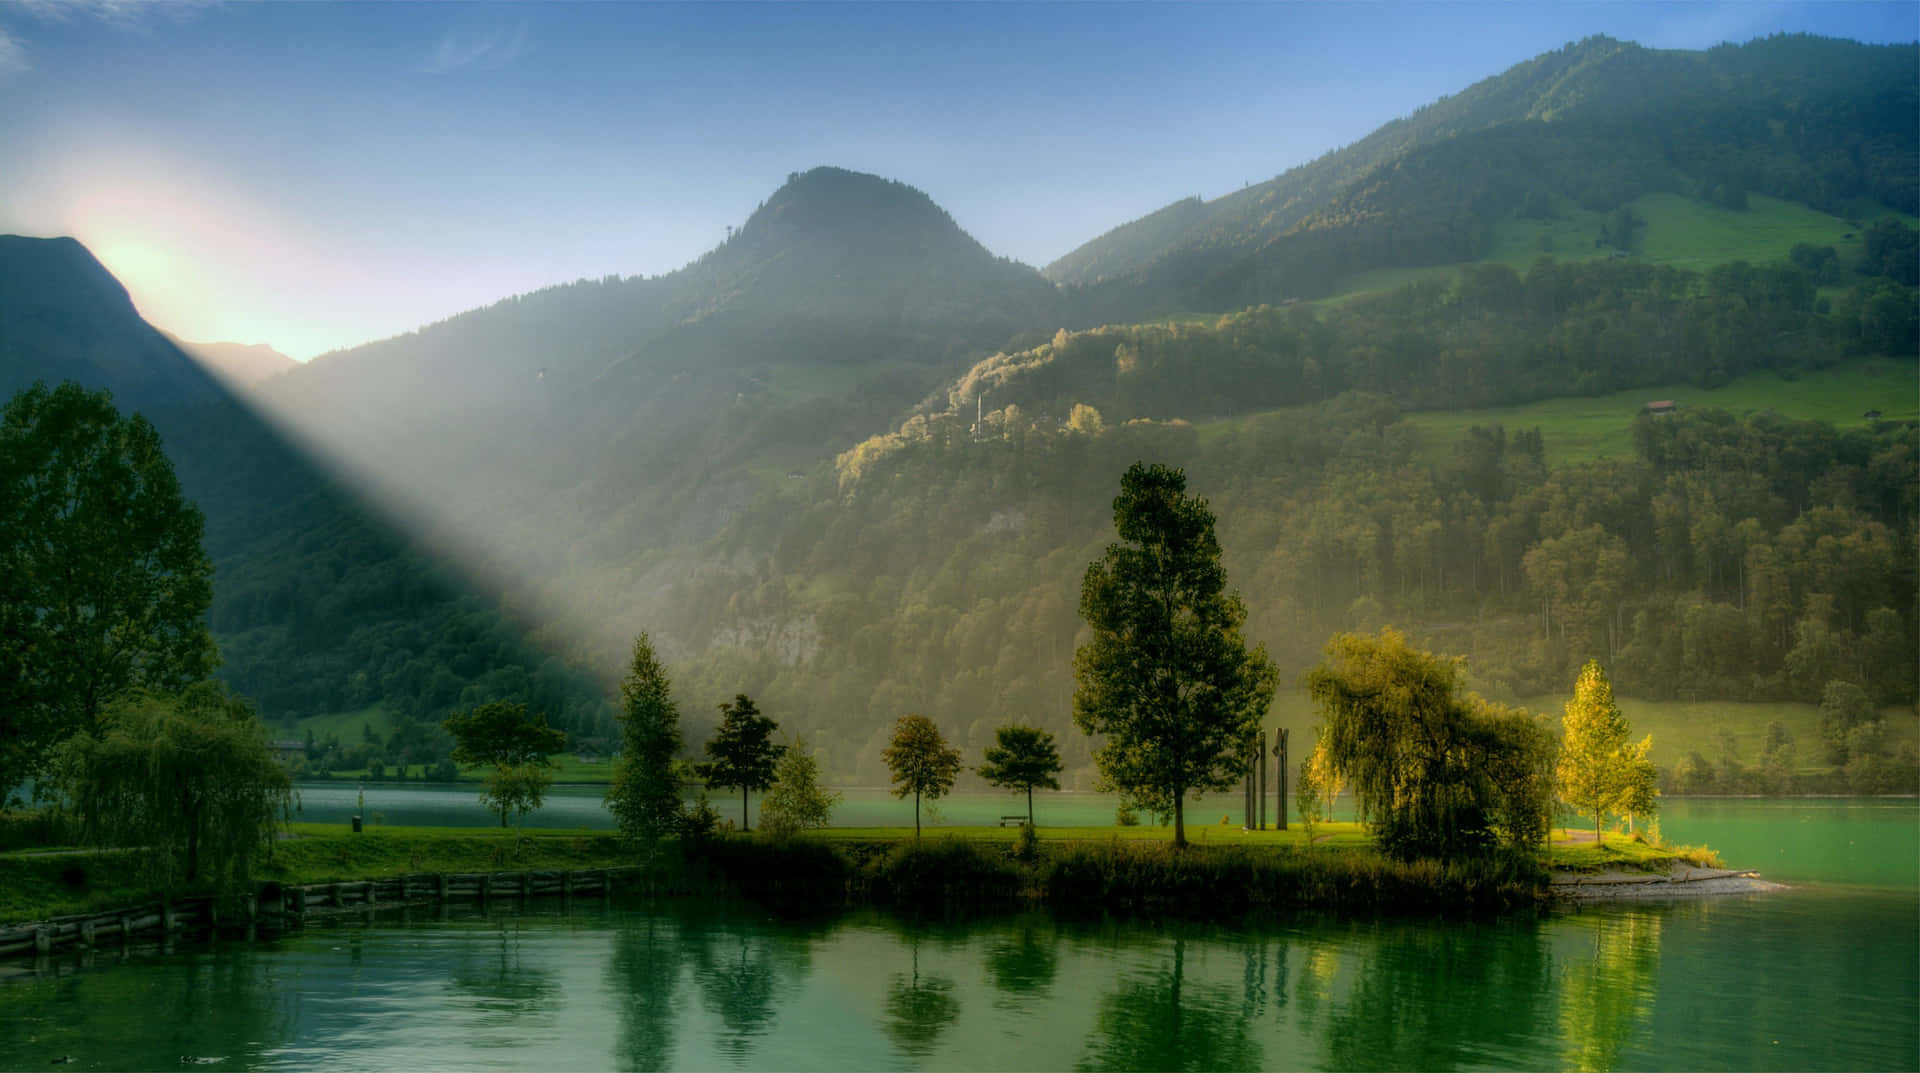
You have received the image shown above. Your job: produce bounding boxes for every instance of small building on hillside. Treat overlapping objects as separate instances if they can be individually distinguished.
[1864,409,1883,420]
[1644,400,1678,415]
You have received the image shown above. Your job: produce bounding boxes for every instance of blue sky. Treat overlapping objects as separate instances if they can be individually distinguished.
[0,2,1913,359]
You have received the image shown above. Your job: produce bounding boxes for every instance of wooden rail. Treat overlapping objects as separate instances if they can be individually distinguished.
[0,866,644,962]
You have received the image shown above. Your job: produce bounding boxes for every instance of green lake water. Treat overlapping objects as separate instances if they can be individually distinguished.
[4,799,1916,1071]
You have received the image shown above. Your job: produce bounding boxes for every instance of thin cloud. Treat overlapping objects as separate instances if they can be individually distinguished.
[17,0,217,27]
[0,26,27,76]
[423,23,529,75]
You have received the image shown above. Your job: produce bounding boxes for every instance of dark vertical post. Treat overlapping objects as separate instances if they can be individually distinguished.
[1276,728,1289,831]
[1258,736,1268,830]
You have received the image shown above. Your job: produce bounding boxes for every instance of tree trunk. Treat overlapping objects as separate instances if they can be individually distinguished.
[742,785,750,832]
[1173,793,1187,848]
[1026,785,1034,825]
[914,790,922,839]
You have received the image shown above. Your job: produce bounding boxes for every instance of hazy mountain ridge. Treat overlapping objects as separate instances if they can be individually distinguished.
[165,335,298,389]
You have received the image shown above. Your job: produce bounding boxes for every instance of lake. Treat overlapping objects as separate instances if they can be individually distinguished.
[4,799,1915,1071]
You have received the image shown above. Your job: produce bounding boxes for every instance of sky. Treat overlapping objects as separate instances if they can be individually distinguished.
[0,2,1913,360]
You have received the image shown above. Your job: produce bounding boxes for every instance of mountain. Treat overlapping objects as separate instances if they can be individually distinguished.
[0,236,221,410]
[163,334,298,389]
[236,168,1068,670]
[1047,34,1917,313]
[0,236,614,744]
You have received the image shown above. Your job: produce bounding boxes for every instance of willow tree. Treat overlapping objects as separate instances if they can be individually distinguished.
[1307,628,1556,861]
[1558,660,1655,843]
[60,683,289,890]
[1073,463,1277,847]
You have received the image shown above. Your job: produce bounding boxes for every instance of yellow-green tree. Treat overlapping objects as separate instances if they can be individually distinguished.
[1556,660,1655,843]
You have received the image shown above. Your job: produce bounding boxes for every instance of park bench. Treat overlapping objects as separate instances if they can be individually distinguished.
[998,815,1028,827]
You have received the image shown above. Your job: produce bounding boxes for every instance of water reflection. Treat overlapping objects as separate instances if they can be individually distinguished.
[1077,938,1263,1072]
[686,911,822,1064]
[982,913,1059,1007]
[881,931,961,1060]
[609,915,685,1072]
[1557,911,1662,1072]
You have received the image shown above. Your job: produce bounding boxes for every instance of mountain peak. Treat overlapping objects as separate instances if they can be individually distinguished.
[0,234,135,319]
[0,234,220,408]
[741,166,963,247]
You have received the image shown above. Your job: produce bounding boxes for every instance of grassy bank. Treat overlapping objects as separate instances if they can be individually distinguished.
[1,821,1718,928]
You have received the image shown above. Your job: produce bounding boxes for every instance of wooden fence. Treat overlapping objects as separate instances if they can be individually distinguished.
[0,866,643,962]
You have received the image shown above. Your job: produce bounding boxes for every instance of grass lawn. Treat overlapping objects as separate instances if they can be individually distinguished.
[1547,829,1719,872]
[286,704,393,745]
[1516,693,1920,775]
[806,820,1373,849]
[1403,357,1916,466]
[1324,191,1898,304]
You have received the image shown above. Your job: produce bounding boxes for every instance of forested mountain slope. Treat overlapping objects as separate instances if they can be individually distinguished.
[0,236,613,752]
[665,253,1916,785]
[1049,35,1916,316]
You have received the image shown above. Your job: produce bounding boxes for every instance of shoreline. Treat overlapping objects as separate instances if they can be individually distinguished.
[1551,863,1785,902]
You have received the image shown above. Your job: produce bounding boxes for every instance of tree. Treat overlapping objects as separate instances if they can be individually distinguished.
[758,735,841,841]
[1818,680,1874,764]
[882,714,961,838]
[976,724,1063,825]
[442,700,568,827]
[59,682,289,890]
[697,694,784,831]
[607,633,685,846]
[1073,462,1278,847]
[1307,629,1553,861]
[1556,660,1655,844]
[0,382,217,803]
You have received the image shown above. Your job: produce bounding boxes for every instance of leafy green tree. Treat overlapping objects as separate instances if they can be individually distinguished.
[1308,628,1545,860]
[697,694,784,831]
[976,724,1062,825]
[59,682,289,889]
[882,714,962,838]
[0,382,217,803]
[1818,681,1874,764]
[442,700,567,827]
[1073,463,1278,847]
[607,633,685,846]
[1556,660,1655,843]
[758,735,841,840]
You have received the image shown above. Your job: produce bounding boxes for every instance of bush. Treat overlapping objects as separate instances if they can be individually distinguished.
[864,838,1024,910]
[0,808,75,852]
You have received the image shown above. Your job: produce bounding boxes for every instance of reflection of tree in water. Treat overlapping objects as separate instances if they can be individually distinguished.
[1318,917,1549,1071]
[982,914,1059,1007]
[1077,938,1262,1073]
[1559,910,1663,1073]
[447,927,558,1011]
[882,936,960,1061]
[609,914,687,1073]
[687,914,821,1065]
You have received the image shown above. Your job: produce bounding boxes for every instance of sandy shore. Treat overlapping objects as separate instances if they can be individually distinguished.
[1551,863,1785,902]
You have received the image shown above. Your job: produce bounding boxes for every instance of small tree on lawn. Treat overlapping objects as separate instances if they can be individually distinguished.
[758,735,841,841]
[607,633,686,848]
[977,724,1063,826]
[697,693,784,831]
[443,700,568,828]
[883,714,962,839]
[1557,659,1655,845]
